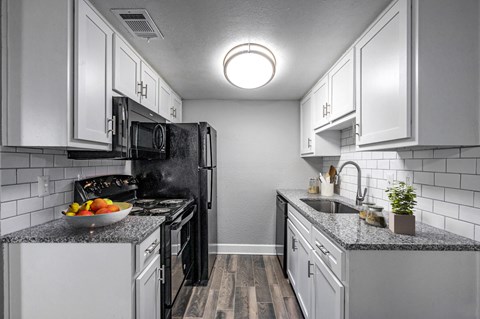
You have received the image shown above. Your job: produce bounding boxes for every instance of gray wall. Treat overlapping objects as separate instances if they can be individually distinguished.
[183,100,321,247]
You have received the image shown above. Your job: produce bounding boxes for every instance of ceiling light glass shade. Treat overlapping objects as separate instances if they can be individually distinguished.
[223,43,276,89]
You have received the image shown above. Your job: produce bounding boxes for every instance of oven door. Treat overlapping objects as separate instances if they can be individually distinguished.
[166,205,196,308]
[130,122,167,159]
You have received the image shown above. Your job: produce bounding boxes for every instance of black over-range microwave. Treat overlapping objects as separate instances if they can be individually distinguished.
[68,97,167,160]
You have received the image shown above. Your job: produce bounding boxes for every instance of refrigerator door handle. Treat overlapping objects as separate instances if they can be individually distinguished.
[207,127,213,168]
[208,168,213,209]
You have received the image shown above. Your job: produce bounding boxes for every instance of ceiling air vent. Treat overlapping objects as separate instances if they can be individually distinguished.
[111,9,164,40]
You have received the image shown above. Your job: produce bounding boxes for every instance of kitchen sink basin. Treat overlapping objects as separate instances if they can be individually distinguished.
[300,199,359,214]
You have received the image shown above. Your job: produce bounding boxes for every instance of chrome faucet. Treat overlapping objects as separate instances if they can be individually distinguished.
[337,161,367,205]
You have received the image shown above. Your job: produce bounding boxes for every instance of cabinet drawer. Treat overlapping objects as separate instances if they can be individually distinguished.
[136,227,161,273]
[288,205,311,240]
[312,226,345,280]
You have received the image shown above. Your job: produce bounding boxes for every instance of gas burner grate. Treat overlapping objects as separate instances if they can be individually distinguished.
[160,199,185,205]
[148,208,171,214]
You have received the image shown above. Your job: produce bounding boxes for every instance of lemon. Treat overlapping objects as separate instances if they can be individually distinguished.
[79,200,93,211]
[66,212,76,216]
[105,198,113,205]
[69,202,80,213]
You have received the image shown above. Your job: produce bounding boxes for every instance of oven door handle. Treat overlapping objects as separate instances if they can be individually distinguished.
[170,208,195,231]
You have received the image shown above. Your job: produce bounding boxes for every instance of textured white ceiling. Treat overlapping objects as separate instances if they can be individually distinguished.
[91,0,391,100]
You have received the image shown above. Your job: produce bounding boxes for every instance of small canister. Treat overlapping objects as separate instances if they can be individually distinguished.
[308,178,320,194]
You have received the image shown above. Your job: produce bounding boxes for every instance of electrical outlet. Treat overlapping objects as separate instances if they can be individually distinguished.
[37,176,50,197]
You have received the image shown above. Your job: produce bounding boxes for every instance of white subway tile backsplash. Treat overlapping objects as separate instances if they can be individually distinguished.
[389,160,405,170]
[397,151,413,159]
[73,160,89,167]
[405,159,422,171]
[1,169,17,185]
[434,173,460,188]
[460,146,480,158]
[43,193,65,208]
[0,201,17,219]
[434,148,460,159]
[54,180,73,192]
[414,172,434,185]
[459,206,480,225]
[476,225,480,242]
[461,175,480,191]
[433,201,459,218]
[16,147,43,154]
[1,153,30,168]
[423,159,446,172]
[416,197,433,212]
[382,152,397,159]
[1,184,31,202]
[31,208,54,226]
[446,159,476,174]
[17,168,43,184]
[65,167,82,179]
[414,150,433,158]
[445,189,474,206]
[371,152,383,160]
[54,155,73,167]
[1,214,31,235]
[422,185,445,201]
[475,192,480,208]
[445,218,475,239]
[30,154,54,168]
[422,211,445,229]
[43,168,64,181]
[377,160,390,169]
[17,197,44,215]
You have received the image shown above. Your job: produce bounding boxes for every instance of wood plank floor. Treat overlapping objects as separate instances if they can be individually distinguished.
[175,255,304,319]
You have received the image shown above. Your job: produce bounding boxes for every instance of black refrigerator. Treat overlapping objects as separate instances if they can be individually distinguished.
[132,122,217,284]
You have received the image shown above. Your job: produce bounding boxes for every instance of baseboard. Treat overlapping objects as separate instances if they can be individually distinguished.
[216,244,276,255]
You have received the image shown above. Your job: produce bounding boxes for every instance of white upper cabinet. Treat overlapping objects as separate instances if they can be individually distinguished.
[355,0,479,150]
[313,76,329,129]
[75,0,113,145]
[140,62,160,113]
[355,0,410,146]
[159,79,172,120]
[329,48,355,121]
[170,92,183,123]
[113,35,142,103]
[300,94,314,155]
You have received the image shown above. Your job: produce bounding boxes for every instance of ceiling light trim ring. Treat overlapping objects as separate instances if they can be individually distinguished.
[223,43,276,89]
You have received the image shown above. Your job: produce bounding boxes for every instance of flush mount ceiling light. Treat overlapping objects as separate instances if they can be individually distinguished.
[223,43,276,89]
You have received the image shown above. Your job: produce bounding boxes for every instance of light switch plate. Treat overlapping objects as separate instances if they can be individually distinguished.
[37,175,50,197]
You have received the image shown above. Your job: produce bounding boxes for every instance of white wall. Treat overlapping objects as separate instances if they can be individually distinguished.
[324,127,480,242]
[183,100,321,253]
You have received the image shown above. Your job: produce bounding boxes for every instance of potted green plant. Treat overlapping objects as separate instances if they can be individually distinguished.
[386,181,417,235]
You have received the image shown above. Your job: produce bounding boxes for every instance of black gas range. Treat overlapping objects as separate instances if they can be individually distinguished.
[73,174,196,319]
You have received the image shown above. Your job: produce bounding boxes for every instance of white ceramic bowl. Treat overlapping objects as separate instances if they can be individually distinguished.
[64,202,132,228]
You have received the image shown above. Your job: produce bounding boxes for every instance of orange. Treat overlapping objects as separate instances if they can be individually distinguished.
[76,210,94,216]
[107,205,120,212]
[90,198,108,211]
[95,207,112,215]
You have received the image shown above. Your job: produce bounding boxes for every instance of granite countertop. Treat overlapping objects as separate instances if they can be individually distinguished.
[278,189,480,251]
[1,216,165,245]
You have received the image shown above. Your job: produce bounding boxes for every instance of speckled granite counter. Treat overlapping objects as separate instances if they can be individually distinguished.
[1,216,165,245]
[277,189,480,251]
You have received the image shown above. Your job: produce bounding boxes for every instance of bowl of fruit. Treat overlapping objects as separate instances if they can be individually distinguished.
[63,198,133,228]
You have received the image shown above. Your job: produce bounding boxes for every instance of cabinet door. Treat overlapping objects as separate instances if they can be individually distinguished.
[296,231,313,319]
[75,0,113,145]
[312,251,344,319]
[329,49,355,121]
[313,77,329,129]
[136,254,161,319]
[355,0,411,145]
[140,62,160,113]
[113,35,141,102]
[159,80,172,120]
[300,95,313,155]
[286,219,298,290]
[171,93,182,123]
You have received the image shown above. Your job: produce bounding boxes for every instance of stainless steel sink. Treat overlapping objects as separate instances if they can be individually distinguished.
[300,199,359,214]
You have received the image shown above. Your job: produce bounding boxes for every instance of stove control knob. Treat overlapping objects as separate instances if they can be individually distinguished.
[115,179,123,187]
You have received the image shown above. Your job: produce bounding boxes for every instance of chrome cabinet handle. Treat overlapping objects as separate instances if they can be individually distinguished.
[316,243,329,255]
[307,138,312,148]
[170,107,174,117]
[325,103,331,115]
[307,261,314,278]
[292,237,297,251]
[144,239,160,256]
[141,84,148,98]
[322,104,326,117]
[173,108,177,118]
[158,265,165,284]
[137,81,143,95]
[355,123,360,137]
[107,116,116,136]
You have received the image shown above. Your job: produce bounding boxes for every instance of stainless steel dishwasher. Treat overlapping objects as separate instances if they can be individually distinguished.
[275,195,288,277]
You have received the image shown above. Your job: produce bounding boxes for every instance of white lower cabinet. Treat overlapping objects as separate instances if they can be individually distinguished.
[4,227,163,319]
[295,230,313,318]
[312,250,344,319]
[136,255,162,319]
[286,219,299,290]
